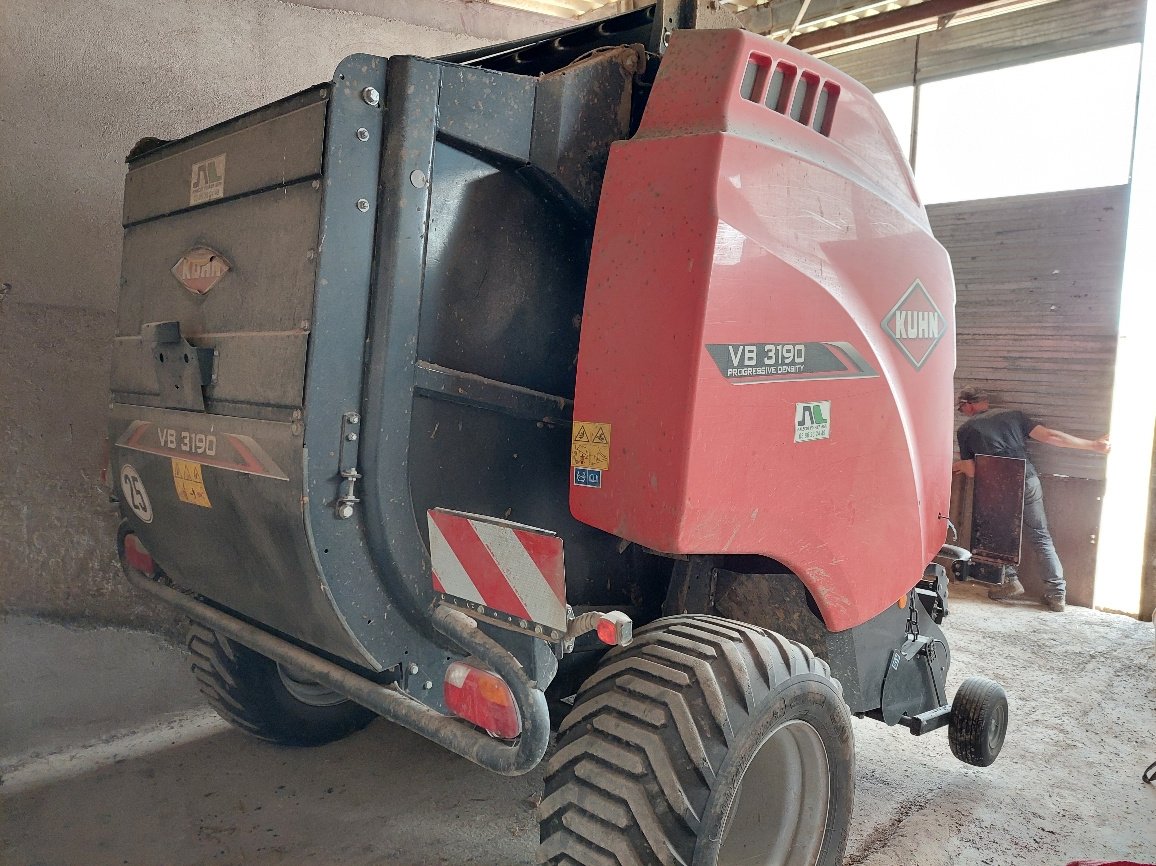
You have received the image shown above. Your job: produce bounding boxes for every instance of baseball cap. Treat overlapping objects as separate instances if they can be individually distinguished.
[957,385,989,404]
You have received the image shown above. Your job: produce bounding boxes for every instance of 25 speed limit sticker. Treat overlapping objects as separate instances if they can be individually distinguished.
[119,464,154,523]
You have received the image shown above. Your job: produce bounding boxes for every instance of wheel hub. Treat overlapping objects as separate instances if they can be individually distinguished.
[717,719,830,866]
[276,663,349,707]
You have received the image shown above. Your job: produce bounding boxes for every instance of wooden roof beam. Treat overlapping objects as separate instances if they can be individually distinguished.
[744,0,1063,53]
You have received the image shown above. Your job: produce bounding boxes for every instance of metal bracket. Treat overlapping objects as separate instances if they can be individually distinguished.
[899,633,932,661]
[650,0,742,53]
[898,704,952,736]
[916,563,950,623]
[334,411,361,519]
[142,320,216,412]
[881,612,950,726]
[662,555,717,616]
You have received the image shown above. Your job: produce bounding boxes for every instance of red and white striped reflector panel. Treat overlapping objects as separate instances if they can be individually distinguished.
[427,509,566,638]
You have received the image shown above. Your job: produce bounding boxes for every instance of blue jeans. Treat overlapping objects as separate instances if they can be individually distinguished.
[1009,473,1065,597]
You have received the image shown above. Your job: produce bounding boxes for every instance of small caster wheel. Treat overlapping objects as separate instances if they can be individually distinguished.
[949,675,1008,767]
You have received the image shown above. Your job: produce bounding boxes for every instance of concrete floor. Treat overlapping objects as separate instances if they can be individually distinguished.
[2,585,1154,865]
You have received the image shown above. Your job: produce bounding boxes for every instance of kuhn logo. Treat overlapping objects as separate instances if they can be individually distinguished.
[882,279,945,370]
[172,247,230,295]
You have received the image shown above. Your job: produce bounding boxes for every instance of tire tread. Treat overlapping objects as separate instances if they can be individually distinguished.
[949,675,1007,767]
[540,614,850,866]
[184,621,375,747]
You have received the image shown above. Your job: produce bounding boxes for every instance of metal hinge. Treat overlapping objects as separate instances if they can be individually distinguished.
[335,412,361,519]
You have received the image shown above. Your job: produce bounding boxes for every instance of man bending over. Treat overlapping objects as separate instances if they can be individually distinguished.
[952,386,1110,612]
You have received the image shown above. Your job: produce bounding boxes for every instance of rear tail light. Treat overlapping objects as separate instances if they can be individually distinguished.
[123,533,156,576]
[596,611,633,647]
[443,660,521,739]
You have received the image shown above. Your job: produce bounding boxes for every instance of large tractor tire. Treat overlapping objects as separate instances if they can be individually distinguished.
[188,623,376,747]
[540,615,854,866]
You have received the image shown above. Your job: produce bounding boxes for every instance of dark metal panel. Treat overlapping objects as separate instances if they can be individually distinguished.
[200,331,308,408]
[109,404,371,664]
[111,331,308,409]
[301,55,434,676]
[413,362,573,425]
[972,455,1025,565]
[419,142,589,398]
[118,183,322,338]
[123,92,328,225]
[529,45,642,216]
[935,186,1126,481]
[436,64,536,163]
[406,396,654,610]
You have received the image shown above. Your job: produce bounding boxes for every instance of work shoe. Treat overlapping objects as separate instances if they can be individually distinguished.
[987,578,1025,600]
[1043,594,1066,613]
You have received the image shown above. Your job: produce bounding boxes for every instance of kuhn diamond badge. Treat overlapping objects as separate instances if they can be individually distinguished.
[882,279,945,370]
[172,247,230,295]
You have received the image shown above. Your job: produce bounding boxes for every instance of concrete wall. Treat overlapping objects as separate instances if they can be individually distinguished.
[0,0,551,633]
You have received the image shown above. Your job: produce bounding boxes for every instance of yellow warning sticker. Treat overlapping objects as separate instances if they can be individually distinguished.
[172,459,212,508]
[571,421,611,470]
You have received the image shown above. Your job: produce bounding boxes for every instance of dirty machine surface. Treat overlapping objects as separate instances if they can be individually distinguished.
[109,5,1008,864]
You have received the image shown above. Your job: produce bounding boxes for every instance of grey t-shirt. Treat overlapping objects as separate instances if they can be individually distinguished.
[957,408,1040,469]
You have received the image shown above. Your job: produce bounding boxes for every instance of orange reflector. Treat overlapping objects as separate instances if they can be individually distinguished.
[898,595,908,609]
[123,533,155,576]
[443,661,521,739]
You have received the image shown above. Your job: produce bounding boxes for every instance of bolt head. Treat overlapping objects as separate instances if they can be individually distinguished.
[336,502,354,519]
[361,86,380,107]
[346,431,358,441]
[356,127,369,142]
[408,663,420,675]
[348,413,360,425]
[356,198,370,212]
[423,680,433,690]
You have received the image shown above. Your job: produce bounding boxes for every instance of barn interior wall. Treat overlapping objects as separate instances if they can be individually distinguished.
[0,0,546,632]
[821,0,1143,610]
[933,186,1129,606]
